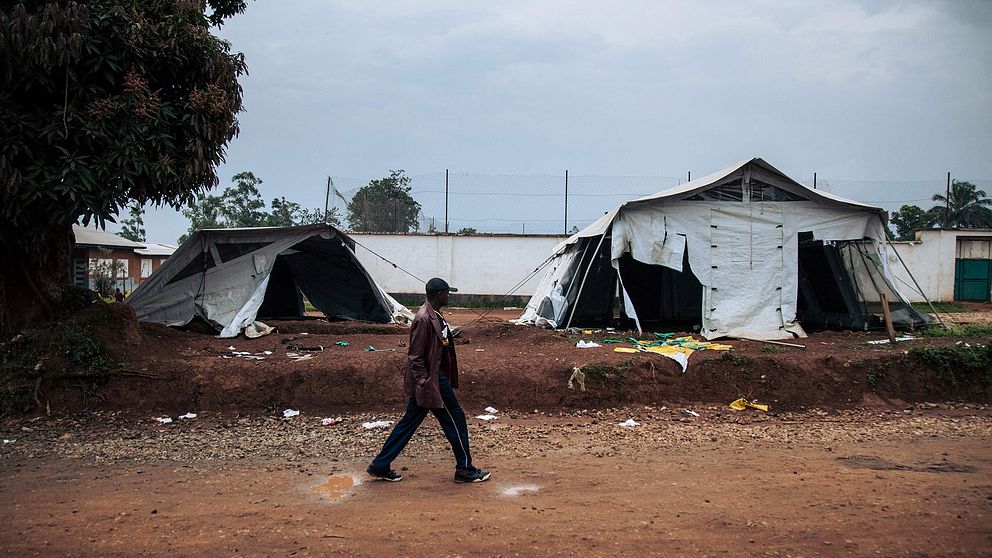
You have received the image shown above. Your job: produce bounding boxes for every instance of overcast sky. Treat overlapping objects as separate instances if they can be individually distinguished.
[118,0,992,242]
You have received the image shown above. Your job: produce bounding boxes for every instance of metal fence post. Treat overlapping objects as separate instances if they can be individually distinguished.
[945,171,951,227]
[445,169,449,234]
[564,169,569,234]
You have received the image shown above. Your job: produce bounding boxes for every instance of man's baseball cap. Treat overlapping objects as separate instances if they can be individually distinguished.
[425,277,458,294]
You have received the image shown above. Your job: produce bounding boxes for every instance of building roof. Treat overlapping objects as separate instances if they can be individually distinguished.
[72,225,146,250]
[135,243,178,257]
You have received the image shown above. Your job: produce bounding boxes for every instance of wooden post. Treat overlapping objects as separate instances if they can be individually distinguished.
[880,293,897,343]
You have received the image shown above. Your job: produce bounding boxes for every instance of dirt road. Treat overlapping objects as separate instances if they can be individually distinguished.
[2,407,990,557]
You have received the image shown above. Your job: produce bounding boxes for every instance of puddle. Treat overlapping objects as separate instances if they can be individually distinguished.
[838,455,975,474]
[314,474,362,500]
[502,484,540,497]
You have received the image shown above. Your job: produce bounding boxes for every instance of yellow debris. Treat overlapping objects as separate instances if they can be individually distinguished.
[729,398,769,412]
[613,347,640,353]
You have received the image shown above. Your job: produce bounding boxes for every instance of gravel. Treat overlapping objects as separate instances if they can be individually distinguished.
[2,404,990,465]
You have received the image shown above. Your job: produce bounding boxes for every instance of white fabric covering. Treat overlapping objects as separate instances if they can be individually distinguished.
[517,157,901,340]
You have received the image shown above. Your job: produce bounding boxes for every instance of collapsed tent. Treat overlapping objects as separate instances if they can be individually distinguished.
[128,224,413,337]
[517,158,930,340]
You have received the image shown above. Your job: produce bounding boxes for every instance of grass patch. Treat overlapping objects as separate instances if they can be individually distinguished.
[580,359,635,385]
[917,324,992,338]
[912,301,970,313]
[721,352,752,366]
[910,344,992,387]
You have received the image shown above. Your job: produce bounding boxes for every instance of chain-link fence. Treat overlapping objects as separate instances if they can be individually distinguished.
[325,172,992,235]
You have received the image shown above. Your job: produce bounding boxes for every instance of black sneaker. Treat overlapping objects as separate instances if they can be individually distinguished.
[454,468,491,483]
[367,465,402,482]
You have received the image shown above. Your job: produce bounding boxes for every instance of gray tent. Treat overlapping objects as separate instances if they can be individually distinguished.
[128,224,412,337]
[517,158,931,340]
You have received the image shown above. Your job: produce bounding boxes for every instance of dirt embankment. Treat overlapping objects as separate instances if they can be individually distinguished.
[2,304,991,416]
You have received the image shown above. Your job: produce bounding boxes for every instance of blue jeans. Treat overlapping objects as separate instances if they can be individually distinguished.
[371,370,474,471]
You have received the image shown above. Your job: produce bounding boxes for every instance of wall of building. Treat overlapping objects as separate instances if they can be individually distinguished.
[887,230,992,302]
[71,247,169,294]
[349,233,566,298]
[351,230,992,304]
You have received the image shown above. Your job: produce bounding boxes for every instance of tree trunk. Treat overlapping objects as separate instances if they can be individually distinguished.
[0,223,74,335]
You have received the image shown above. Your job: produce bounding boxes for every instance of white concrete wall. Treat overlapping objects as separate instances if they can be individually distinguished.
[351,230,992,303]
[349,233,566,296]
[887,230,992,302]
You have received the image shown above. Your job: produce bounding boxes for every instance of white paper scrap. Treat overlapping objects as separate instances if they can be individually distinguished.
[684,410,700,417]
[3,439,14,444]
[484,406,498,414]
[362,420,393,429]
[227,346,236,350]
[475,415,498,421]
[321,417,342,426]
[283,409,300,418]
[575,340,601,349]
[155,417,173,424]
[179,412,197,420]
[867,336,916,345]
[619,419,640,427]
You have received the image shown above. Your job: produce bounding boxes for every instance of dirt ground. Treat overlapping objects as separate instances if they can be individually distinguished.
[1,303,991,556]
[1,406,991,557]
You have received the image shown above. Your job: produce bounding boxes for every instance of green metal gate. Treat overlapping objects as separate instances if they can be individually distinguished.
[954,259,992,302]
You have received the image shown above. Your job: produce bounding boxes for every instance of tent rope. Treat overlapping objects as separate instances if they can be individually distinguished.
[349,237,428,285]
[460,256,555,328]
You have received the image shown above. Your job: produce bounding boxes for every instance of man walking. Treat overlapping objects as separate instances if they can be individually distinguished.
[367,278,491,484]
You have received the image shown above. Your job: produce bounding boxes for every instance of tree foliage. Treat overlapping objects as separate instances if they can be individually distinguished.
[118,201,146,242]
[180,172,340,243]
[0,1,249,332]
[346,170,421,233]
[930,180,992,229]
[889,205,931,241]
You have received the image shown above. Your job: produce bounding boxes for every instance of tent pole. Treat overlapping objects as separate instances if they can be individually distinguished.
[883,233,946,328]
[564,231,609,330]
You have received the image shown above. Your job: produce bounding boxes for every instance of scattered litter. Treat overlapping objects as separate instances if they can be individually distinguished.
[321,417,343,426]
[475,348,485,352]
[567,366,586,391]
[335,341,350,346]
[262,351,272,355]
[502,306,520,311]
[283,409,300,418]
[365,346,396,352]
[867,336,916,345]
[475,414,498,421]
[287,353,314,361]
[287,343,324,351]
[619,419,640,427]
[485,406,498,413]
[575,340,601,348]
[600,339,623,344]
[362,420,393,429]
[154,417,173,424]
[300,332,309,335]
[244,321,274,339]
[729,398,769,412]
[683,409,700,417]
[227,346,236,351]
[3,439,15,444]
[582,330,593,335]
[178,412,197,420]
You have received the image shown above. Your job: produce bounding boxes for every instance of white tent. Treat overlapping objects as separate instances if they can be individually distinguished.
[517,158,929,340]
[128,224,413,337]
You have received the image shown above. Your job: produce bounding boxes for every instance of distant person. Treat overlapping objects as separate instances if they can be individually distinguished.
[114,288,125,303]
[367,277,491,484]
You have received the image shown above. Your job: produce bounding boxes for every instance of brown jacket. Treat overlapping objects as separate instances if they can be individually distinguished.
[404,301,459,408]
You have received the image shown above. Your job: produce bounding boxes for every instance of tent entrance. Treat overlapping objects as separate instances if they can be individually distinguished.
[256,237,393,323]
[257,256,306,319]
[796,235,929,330]
[560,236,617,327]
[617,252,702,330]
